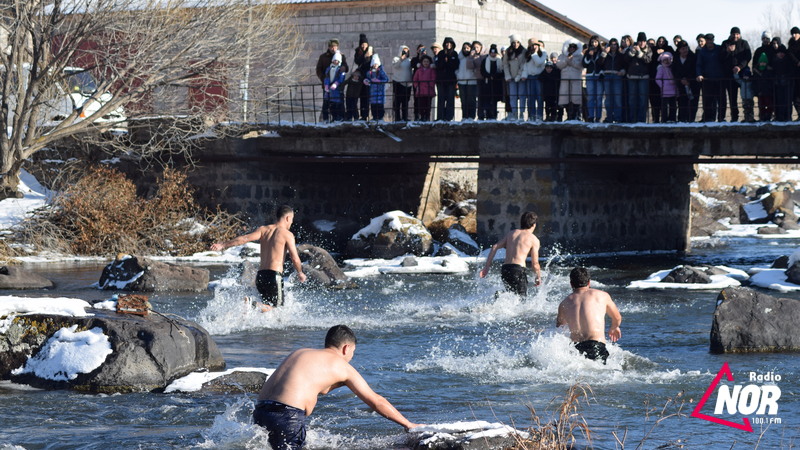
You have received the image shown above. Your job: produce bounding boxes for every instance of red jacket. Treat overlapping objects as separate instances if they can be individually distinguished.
[413,66,436,97]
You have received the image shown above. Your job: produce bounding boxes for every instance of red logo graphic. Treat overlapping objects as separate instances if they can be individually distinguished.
[691,362,753,432]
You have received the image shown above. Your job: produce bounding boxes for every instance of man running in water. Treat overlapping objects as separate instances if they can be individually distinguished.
[253,325,423,449]
[211,204,307,310]
[479,211,542,297]
[556,267,622,364]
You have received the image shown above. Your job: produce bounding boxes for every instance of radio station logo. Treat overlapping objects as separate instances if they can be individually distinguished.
[691,362,782,432]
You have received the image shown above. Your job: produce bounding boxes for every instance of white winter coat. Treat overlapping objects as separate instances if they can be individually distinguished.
[556,38,584,105]
[392,46,413,85]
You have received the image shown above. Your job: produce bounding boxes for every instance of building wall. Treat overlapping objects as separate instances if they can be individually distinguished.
[434,0,589,56]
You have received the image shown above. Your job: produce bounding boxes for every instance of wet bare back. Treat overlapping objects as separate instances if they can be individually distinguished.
[557,288,616,342]
[504,229,540,267]
[257,348,350,415]
[258,224,292,271]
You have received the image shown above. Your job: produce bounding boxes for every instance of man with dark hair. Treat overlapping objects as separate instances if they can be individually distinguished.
[479,211,542,297]
[210,205,307,309]
[556,267,622,364]
[253,325,422,450]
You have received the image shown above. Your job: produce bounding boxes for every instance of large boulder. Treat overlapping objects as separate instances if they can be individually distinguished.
[298,244,357,289]
[786,254,800,285]
[0,266,53,289]
[662,266,712,284]
[740,183,798,229]
[710,287,800,353]
[98,255,209,292]
[346,211,433,259]
[1,306,224,392]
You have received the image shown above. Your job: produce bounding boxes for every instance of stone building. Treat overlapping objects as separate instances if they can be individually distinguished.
[273,0,601,119]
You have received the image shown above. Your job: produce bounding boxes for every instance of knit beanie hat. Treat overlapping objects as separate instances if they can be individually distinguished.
[509,34,521,44]
[332,51,342,63]
[359,34,369,45]
[637,32,647,43]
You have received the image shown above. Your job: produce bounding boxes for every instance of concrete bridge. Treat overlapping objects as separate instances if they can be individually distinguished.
[188,122,800,254]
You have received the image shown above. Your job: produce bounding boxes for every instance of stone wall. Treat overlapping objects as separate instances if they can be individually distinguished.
[435,0,591,54]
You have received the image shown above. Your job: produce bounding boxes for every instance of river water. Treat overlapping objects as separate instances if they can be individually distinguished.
[1,236,798,449]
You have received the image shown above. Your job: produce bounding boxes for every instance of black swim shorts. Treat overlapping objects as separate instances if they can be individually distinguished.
[253,399,306,450]
[574,340,610,364]
[501,264,528,297]
[256,270,284,307]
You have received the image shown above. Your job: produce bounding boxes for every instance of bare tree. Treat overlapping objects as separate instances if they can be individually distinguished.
[0,0,301,198]
[760,0,799,41]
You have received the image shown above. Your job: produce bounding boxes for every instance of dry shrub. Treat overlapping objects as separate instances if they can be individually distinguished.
[15,166,244,256]
[511,383,593,449]
[694,170,716,191]
[715,167,749,189]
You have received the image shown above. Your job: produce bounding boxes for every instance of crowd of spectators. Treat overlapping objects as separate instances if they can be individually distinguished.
[315,27,800,123]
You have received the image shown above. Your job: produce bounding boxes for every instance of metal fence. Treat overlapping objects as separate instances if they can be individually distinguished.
[260,77,800,125]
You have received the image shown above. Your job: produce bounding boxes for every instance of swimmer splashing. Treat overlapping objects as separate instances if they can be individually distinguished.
[556,267,622,364]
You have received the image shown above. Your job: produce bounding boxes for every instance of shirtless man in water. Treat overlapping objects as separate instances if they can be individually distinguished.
[556,267,622,364]
[253,325,422,449]
[210,205,307,310]
[479,211,541,297]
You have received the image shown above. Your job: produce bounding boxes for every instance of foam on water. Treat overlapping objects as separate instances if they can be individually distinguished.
[407,330,702,386]
[196,262,578,335]
[197,396,406,450]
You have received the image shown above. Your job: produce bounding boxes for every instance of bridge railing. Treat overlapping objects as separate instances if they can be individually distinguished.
[260,76,800,124]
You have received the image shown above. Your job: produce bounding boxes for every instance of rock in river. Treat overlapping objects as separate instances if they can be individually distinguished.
[710,287,800,353]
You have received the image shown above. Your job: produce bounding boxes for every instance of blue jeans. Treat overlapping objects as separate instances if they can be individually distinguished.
[627,77,649,122]
[603,74,623,122]
[526,76,542,120]
[507,80,527,119]
[585,74,604,121]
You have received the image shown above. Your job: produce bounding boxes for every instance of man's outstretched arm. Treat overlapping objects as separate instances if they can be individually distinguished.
[345,366,422,431]
[210,227,264,251]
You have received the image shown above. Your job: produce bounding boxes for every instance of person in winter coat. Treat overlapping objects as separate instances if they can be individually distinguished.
[722,27,754,122]
[771,44,793,121]
[787,26,800,118]
[556,39,584,120]
[322,52,347,122]
[671,41,700,122]
[392,45,413,121]
[523,38,547,121]
[456,42,479,120]
[600,38,626,123]
[503,34,527,120]
[469,41,486,119]
[753,31,776,121]
[655,52,678,122]
[540,61,562,121]
[625,32,653,122]
[412,55,437,121]
[649,36,675,123]
[354,36,373,120]
[583,35,604,122]
[479,44,504,120]
[696,33,727,122]
[364,55,389,121]
[479,44,505,120]
[316,39,349,84]
[435,37,459,121]
[344,70,364,121]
